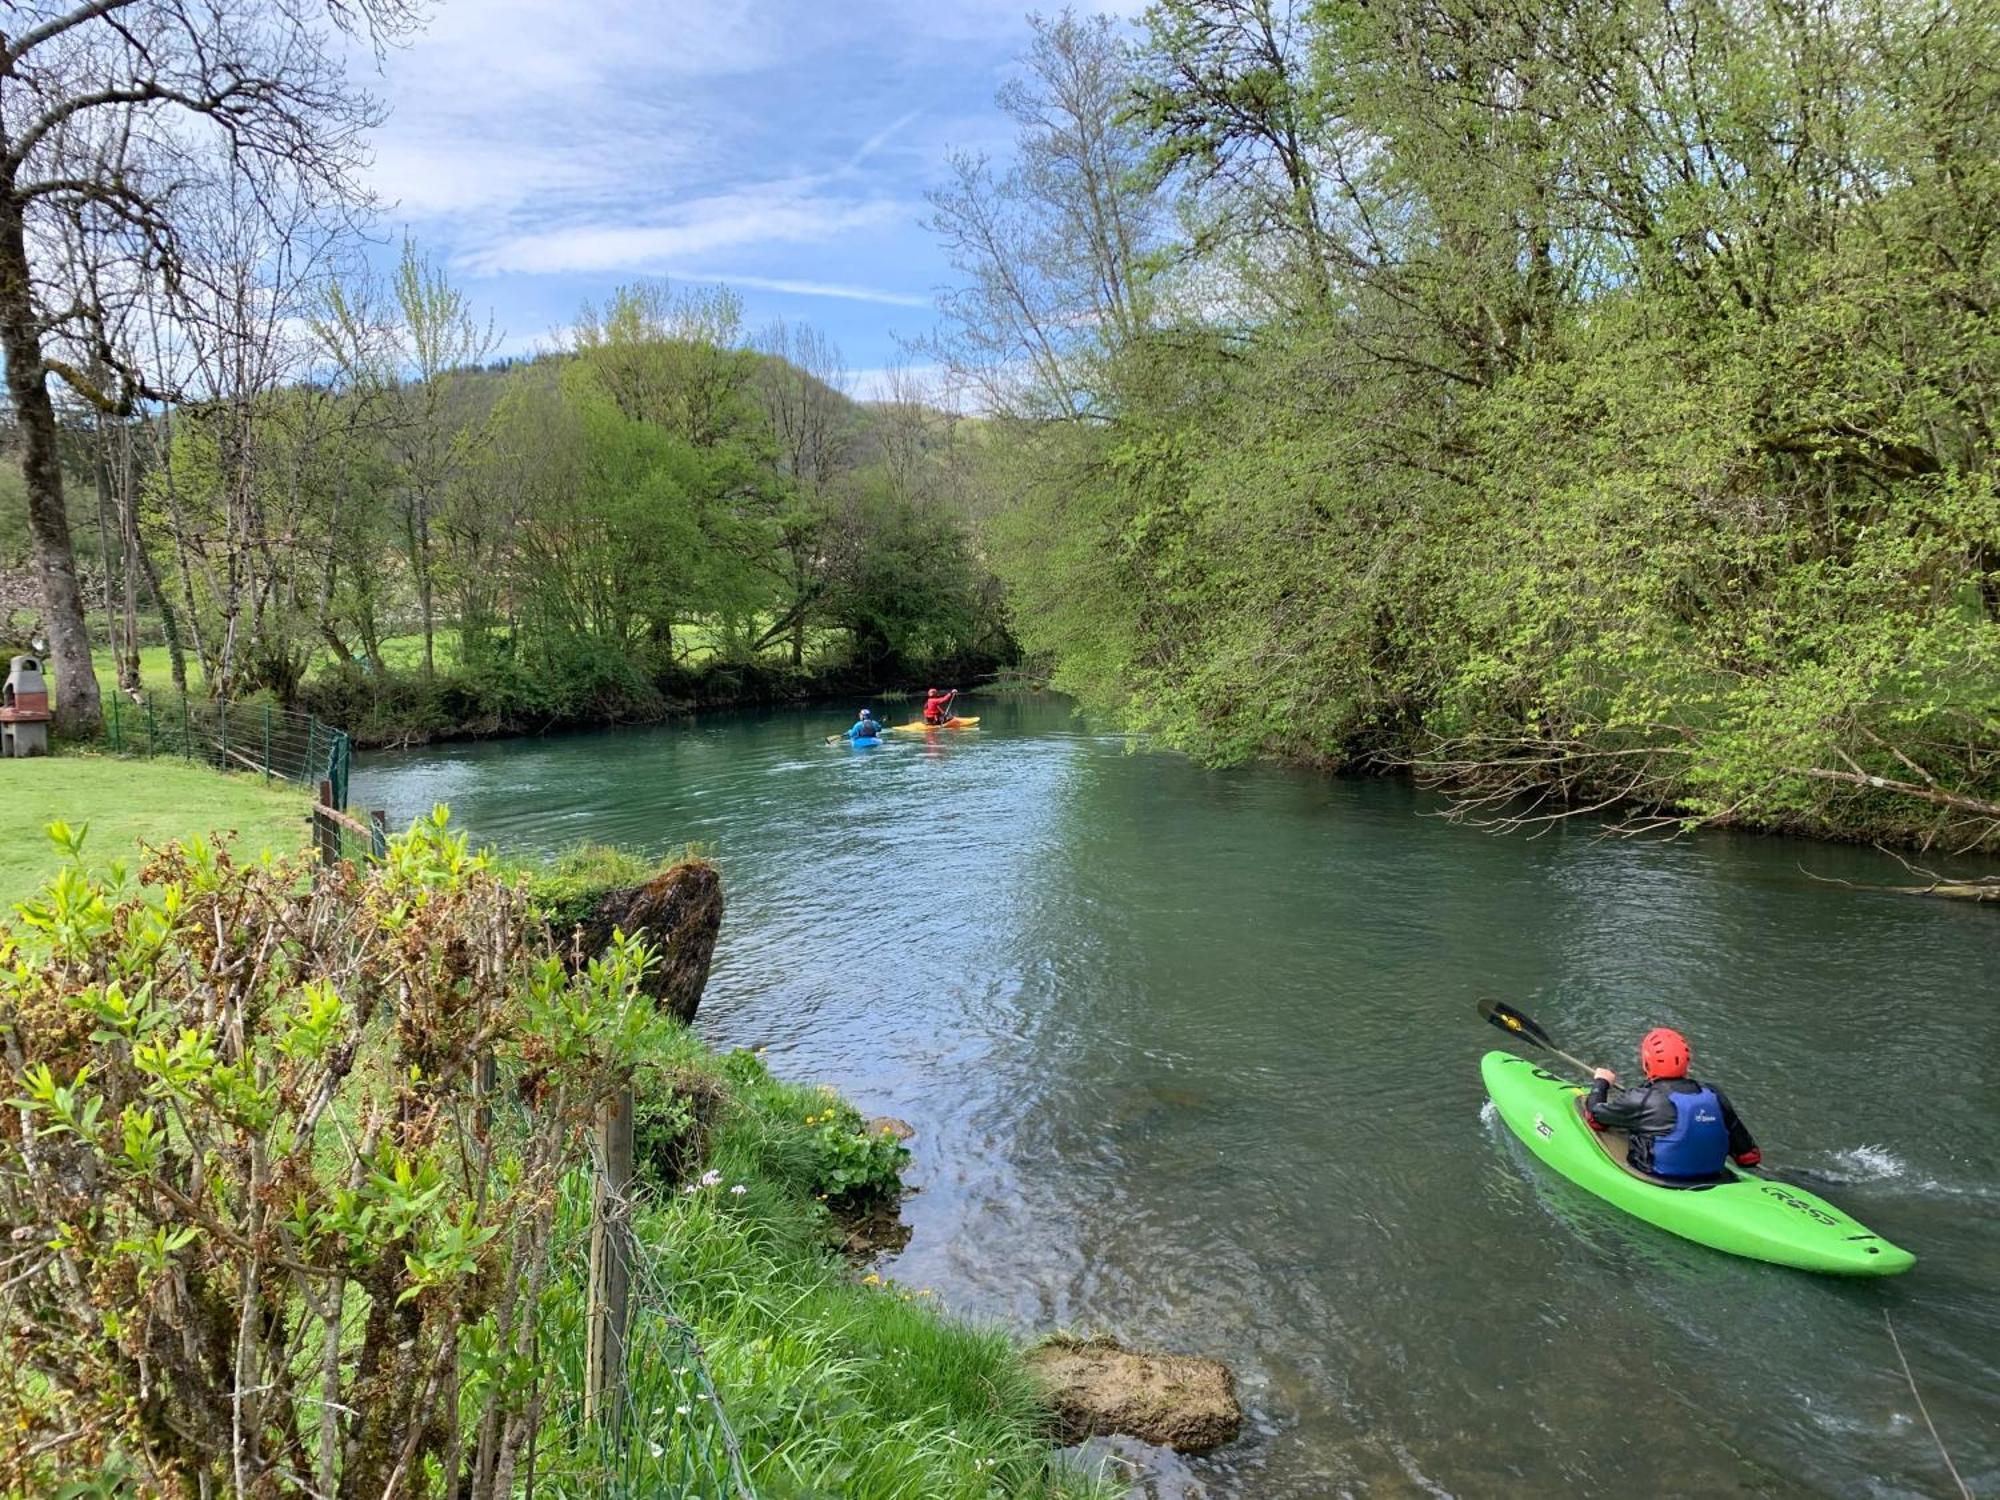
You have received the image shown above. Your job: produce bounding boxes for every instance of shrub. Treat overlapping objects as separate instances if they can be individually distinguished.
[0,814,674,1498]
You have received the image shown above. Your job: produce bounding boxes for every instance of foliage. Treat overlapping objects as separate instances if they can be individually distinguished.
[63,269,1009,733]
[0,812,674,1497]
[711,1049,912,1205]
[517,841,713,939]
[964,0,2000,850]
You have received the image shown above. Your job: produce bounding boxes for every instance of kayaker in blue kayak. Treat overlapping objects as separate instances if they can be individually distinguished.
[1585,1027,1761,1181]
[842,709,881,742]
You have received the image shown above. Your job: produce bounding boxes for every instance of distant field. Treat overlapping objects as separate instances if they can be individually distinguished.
[0,754,309,912]
[77,622,843,698]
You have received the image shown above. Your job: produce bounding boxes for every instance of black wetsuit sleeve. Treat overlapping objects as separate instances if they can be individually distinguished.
[1715,1088,1758,1159]
[1585,1081,1651,1131]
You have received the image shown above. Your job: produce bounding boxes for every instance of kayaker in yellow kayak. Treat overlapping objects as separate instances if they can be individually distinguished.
[1585,1027,1762,1181]
[921,686,959,726]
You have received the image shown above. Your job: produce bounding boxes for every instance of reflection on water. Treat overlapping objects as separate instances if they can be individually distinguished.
[353,697,2000,1499]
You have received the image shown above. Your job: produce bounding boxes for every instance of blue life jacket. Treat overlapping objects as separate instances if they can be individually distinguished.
[1649,1085,1729,1179]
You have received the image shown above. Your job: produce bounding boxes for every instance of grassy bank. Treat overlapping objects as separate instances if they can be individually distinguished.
[533,1040,1113,1499]
[0,753,307,910]
[0,774,1103,1496]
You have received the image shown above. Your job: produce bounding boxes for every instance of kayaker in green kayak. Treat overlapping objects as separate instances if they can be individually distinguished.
[1584,1027,1762,1181]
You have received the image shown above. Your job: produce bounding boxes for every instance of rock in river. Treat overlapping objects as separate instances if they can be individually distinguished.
[1026,1336,1241,1455]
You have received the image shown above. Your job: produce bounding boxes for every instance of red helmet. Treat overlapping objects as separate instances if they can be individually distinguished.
[1640,1027,1691,1080]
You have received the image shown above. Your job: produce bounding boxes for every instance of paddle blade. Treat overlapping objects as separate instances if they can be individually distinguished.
[1477,997,1556,1051]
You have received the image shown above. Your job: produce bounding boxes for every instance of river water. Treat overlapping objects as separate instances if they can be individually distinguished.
[352,696,1999,1499]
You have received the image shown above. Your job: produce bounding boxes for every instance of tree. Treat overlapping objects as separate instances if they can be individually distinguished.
[566,282,771,654]
[387,238,497,679]
[0,0,426,732]
[945,0,2000,848]
[923,9,1161,418]
[752,319,851,664]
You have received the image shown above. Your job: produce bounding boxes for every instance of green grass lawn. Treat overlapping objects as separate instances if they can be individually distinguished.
[0,754,310,912]
[84,633,456,698]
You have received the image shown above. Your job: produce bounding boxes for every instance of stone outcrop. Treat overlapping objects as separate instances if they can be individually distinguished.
[576,860,724,1023]
[1025,1336,1241,1455]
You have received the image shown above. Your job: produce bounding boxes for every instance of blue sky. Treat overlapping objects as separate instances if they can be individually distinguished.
[356,0,1144,394]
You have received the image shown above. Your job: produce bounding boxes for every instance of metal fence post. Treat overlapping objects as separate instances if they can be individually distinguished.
[145,700,154,758]
[262,704,272,782]
[180,697,190,762]
[109,693,120,752]
[369,809,388,860]
[218,701,228,772]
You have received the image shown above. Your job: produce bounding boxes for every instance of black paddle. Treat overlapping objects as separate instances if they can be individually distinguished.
[1477,998,1598,1079]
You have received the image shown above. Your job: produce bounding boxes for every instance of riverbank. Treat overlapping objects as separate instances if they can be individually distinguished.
[298,655,1012,749]
[0,753,308,909]
[0,764,1115,1496]
[567,1037,1119,1498]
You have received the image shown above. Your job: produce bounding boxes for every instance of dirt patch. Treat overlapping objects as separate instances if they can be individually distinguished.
[831,1193,912,1258]
[1026,1336,1241,1455]
[634,1067,730,1188]
[576,860,723,1023]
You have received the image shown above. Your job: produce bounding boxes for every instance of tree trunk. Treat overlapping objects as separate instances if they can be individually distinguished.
[94,415,119,684]
[0,194,102,733]
[416,487,436,679]
[118,422,142,690]
[136,538,187,694]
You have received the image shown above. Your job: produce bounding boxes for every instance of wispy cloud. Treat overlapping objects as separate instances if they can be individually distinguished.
[353,1,1151,371]
[846,110,926,170]
[460,186,909,277]
[671,272,932,308]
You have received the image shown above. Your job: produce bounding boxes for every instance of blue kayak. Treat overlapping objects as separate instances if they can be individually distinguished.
[849,735,883,748]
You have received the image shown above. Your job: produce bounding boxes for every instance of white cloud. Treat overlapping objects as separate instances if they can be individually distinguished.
[846,110,926,170]
[343,0,1150,370]
[461,186,910,276]
[668,271,931,308]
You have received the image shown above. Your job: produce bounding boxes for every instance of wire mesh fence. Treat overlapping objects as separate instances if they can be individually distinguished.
[102,693,353,808]
[529,1175,757,1500]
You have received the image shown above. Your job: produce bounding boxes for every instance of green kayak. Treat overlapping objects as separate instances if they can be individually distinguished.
[1482,1051,1914,1276]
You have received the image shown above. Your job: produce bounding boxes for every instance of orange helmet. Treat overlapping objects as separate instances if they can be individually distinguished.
[1640,1027,1691,1080]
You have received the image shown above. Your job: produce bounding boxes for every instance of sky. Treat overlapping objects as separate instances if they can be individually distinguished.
[352,0,1145,396]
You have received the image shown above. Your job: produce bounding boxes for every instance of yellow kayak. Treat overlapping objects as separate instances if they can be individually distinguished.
[890,716,980,732]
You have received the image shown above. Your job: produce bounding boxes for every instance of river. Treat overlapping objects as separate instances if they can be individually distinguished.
[351,695,1999,1499]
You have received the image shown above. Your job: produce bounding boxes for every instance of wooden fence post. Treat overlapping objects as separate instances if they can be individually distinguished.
[584,1086,636,1431]
[314,780,339,869]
